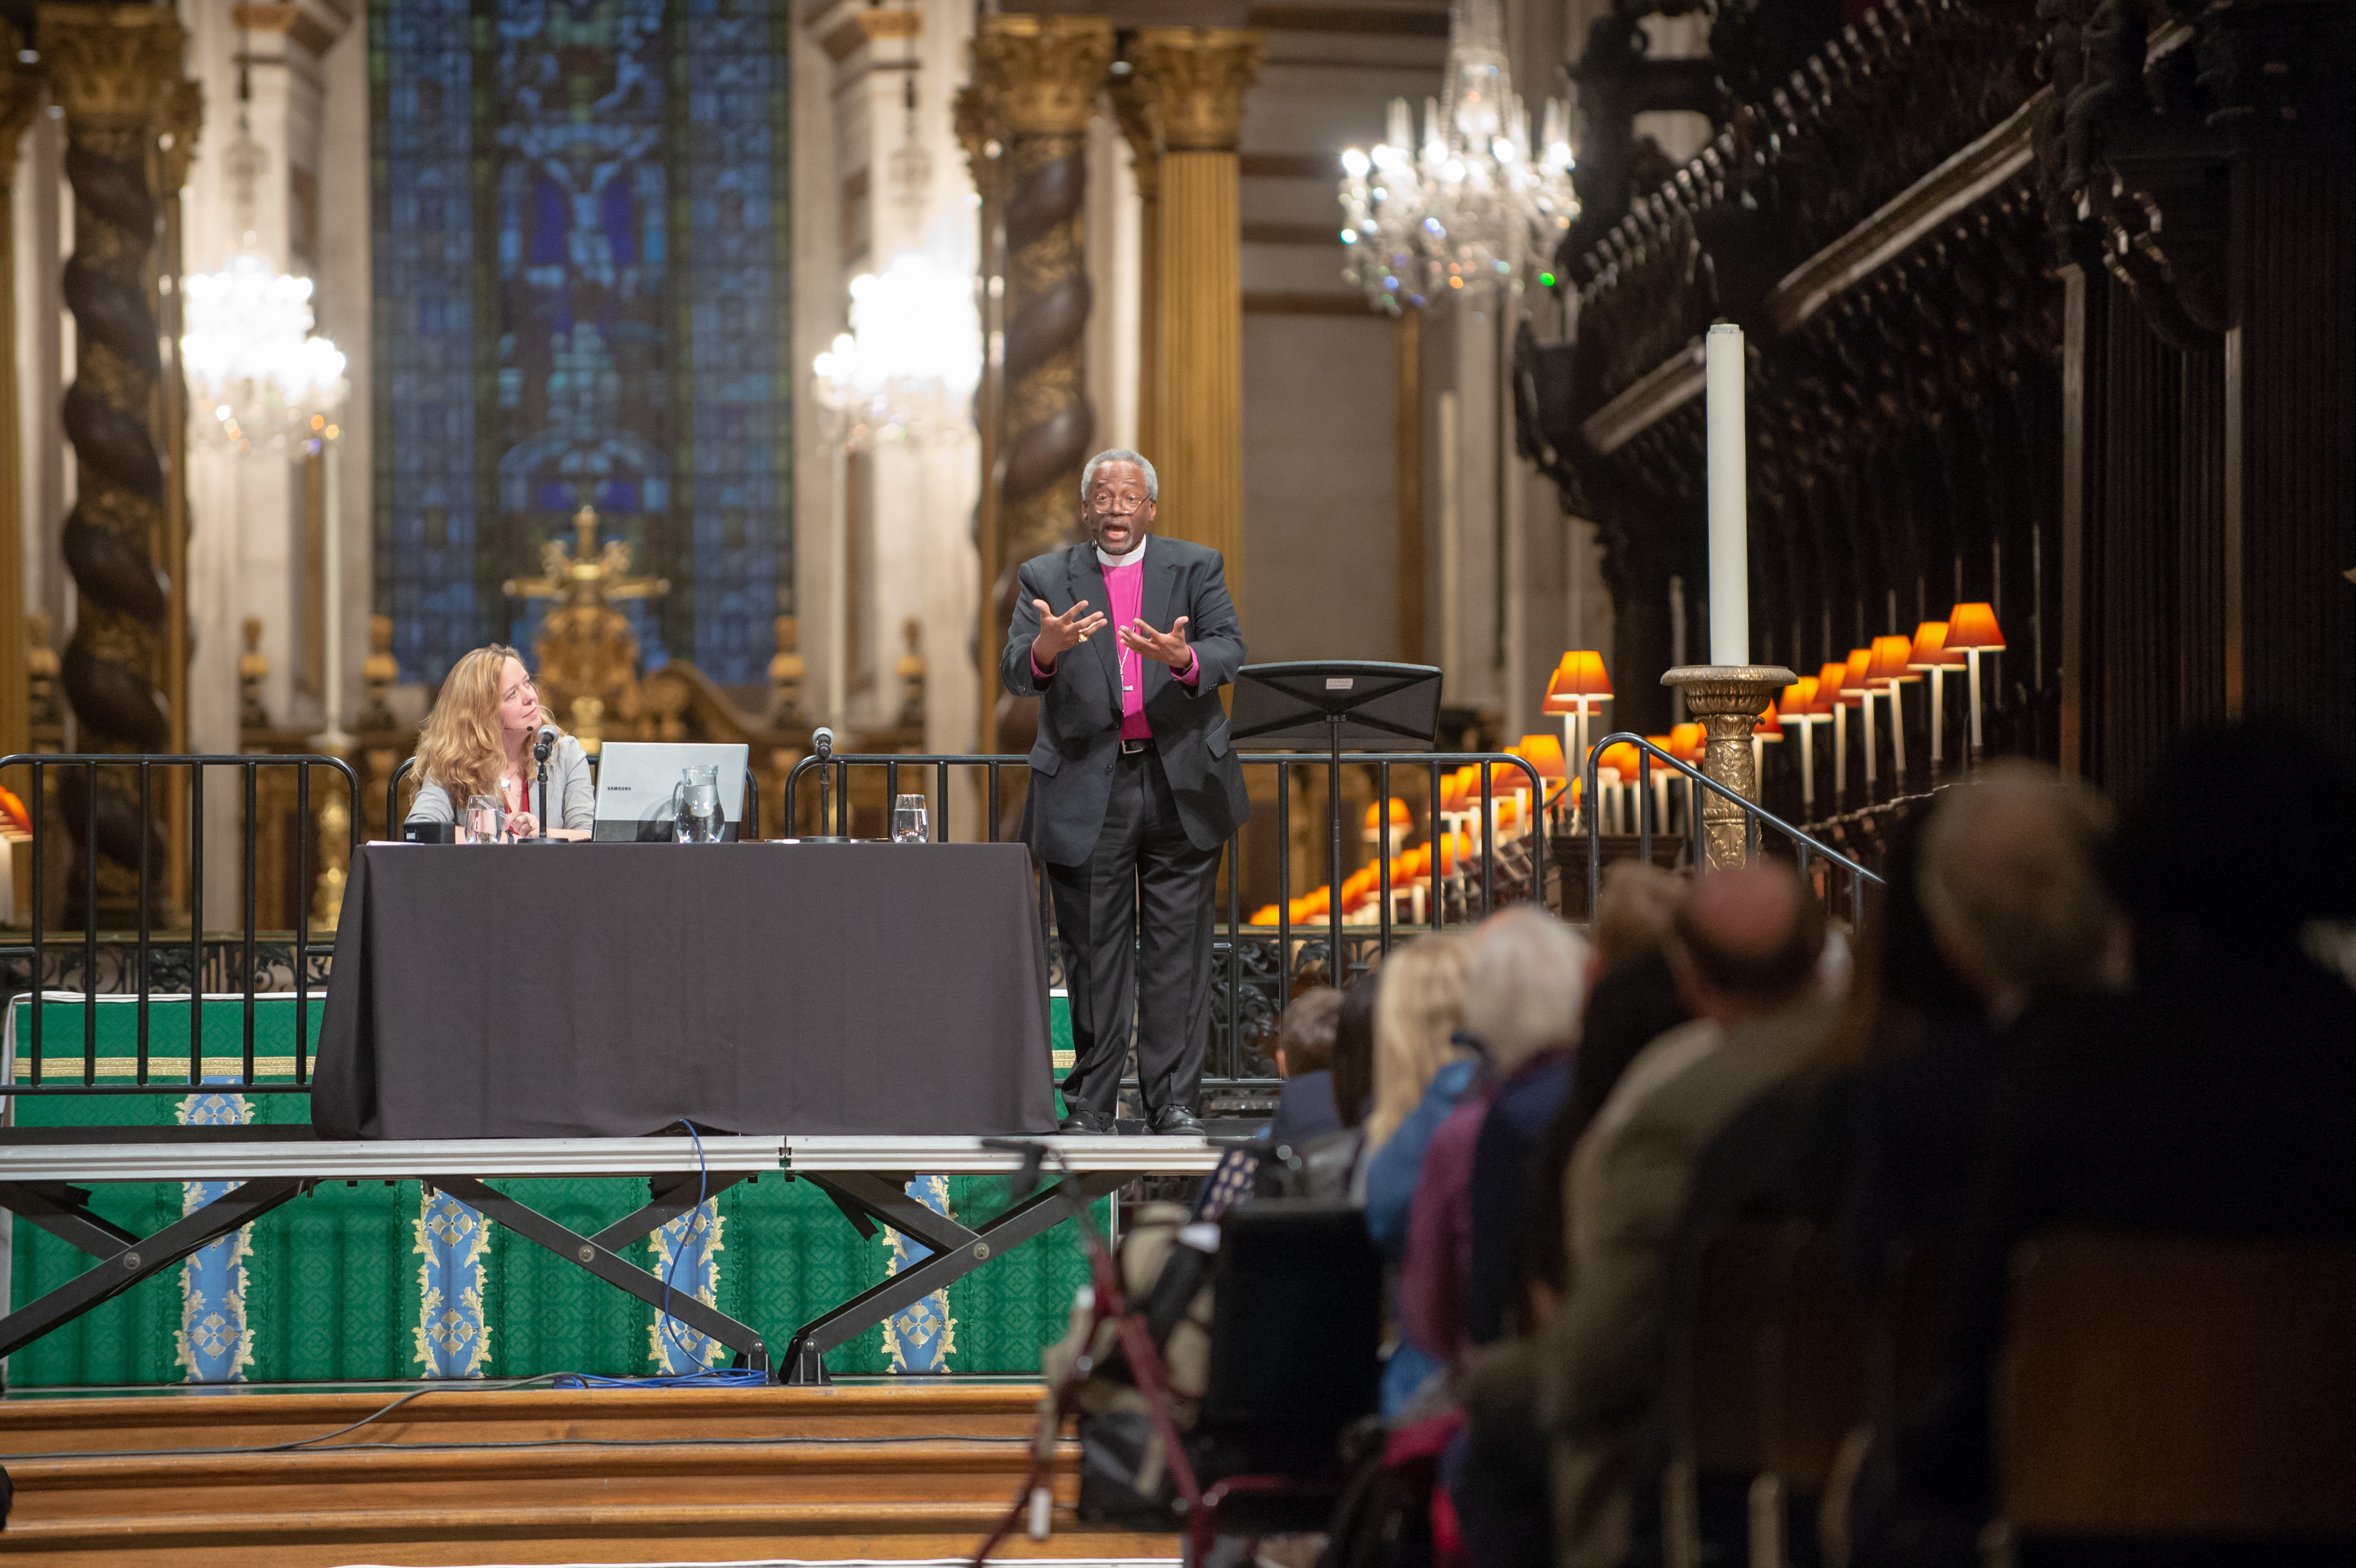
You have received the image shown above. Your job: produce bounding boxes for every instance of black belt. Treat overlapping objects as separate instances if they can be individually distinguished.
[1120,736,1155,756]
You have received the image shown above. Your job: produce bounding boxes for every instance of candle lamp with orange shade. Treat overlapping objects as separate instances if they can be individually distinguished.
[1780,676,1821,813]
[1640,735,1682,837]
[1363,796,1412,859]
[1515,733,1570,836]
[1595,740,1643,835]
[1544,651,1612,796]
[1907,620,1965,775]
[1868,634,1920,787]
[1944,602,2006,767]
[1837,647,1879,800]
[1816,661,1854,806]
[1750,696,1784,782]
[1666,722,1705,836]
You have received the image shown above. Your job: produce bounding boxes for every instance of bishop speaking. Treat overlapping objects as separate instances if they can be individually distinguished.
[1001,449,1251,1137]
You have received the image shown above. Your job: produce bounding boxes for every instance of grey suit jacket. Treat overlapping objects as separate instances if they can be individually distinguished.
[1000,536,1251,866]
[1540,994,1839,1568]
[406,735,595,833]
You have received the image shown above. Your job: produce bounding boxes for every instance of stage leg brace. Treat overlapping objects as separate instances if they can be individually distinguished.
[0,1177,307,1362]
[782,1169,1126,1385]
[585,1170,756,1253]
[430,1174,772,1376]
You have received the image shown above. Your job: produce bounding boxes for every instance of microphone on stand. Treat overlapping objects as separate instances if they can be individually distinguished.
[807,727,852,842]
[525,724,563,844]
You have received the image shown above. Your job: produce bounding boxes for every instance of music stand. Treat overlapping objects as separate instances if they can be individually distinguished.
[1230,662,1443,983]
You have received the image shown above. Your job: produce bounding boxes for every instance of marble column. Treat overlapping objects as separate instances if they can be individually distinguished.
[0,37,45,768]
[38,4,195,915]
[1109,64,1160,464]
[1131,27,1261,603]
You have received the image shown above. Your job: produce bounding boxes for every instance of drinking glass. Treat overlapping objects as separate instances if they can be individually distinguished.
[464,796,506,843]
[674,765,725,844]
[892,793,929,843]
[464,794,505,844]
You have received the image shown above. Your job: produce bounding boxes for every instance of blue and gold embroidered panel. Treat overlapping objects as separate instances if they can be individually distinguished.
[370,0,793,687]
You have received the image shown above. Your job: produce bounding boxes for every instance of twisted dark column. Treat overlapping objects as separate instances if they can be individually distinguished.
[42,7,188,912]
[968,15,1111,761]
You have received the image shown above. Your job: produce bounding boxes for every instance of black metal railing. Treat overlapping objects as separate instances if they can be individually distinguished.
[0,754,360,1096]
[1580,732,1882,927]
[386,754,762,840]
[785,749,1553,1087]
[0,742,1563,1105]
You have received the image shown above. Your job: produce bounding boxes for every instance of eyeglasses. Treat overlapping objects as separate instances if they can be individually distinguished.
[1088,491,1149,514]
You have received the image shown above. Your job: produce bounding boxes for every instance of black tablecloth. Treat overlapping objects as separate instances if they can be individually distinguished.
[312,842,1059,1139]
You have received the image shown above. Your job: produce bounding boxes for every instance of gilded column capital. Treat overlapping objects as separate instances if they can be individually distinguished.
[1129,28,1264,153]
[970,15,1114,141]
[36,5,186,131]
[953,80,1003,193]
[156,78,203,194]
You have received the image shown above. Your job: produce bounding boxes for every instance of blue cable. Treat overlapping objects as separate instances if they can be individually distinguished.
[554,1121,768,1390]
[657,1120,712,1373]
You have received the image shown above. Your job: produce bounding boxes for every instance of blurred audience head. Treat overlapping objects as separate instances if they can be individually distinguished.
[1919,762,2122,1021]
[1593,861,1687,976]
[1275,986,1343,1079]
[1669,862,1825,1026]
[1366,935,1473,1149]
[1822,807,1982,1068]
[1464,910,1590,1073]
[1333,972,1382,1131]
[2103,720,2356,966]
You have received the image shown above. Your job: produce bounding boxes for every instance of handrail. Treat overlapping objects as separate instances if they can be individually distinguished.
[783,747,1552,990]
[388,754,762,841]
[1581,731,1883,928]
[781,751,1028,846]
[0,753,361,1095]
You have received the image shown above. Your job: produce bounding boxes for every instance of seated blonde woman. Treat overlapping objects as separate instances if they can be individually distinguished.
[405,645,593,839]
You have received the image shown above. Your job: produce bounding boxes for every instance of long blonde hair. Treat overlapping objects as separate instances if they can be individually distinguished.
[413,645,552,804]
[1364,934,1472,1150]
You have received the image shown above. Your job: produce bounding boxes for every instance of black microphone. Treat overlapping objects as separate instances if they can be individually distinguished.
[532,723,559,763]
[812,726,836,760]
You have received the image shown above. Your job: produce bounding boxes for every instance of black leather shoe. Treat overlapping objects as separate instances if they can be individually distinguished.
[1058,1107,1111,1135]
[1149,1106,1205,1138]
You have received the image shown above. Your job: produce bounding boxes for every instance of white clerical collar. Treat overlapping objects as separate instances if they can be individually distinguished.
[1096,534,1149,569]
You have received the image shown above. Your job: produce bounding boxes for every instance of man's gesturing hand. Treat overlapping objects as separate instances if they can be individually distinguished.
[1118,616,1192,668]
[1032,597,1108,667]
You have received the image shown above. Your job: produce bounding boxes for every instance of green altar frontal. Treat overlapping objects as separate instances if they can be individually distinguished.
[5,995,1090,1386]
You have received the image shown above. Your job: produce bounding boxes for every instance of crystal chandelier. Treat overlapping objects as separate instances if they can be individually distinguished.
[1337,0,1577,313]
[182,252,350,454]
[811,254,982,450]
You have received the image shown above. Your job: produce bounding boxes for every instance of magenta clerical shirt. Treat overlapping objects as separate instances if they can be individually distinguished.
[1034,536,1200,739]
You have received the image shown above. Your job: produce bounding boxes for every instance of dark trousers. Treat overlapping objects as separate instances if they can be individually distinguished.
[1045,745,1222,1118]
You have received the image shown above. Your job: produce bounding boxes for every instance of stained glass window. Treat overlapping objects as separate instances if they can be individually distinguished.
[372,0,792,687]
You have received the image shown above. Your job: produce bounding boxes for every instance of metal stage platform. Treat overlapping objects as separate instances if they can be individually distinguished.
[0,1134,1223,1386]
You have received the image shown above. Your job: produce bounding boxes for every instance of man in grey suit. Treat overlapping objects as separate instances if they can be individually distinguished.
[1001,449,1251,1136]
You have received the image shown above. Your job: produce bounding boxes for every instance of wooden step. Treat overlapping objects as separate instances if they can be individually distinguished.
[0,1382,1045,1454]
[0,1382,1182,1567]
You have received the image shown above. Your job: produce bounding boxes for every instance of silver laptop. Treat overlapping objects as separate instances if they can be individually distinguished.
[592,742,751,842]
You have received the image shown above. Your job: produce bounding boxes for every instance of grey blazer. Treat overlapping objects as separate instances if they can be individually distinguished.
[1000,536,1250,865]
[406,735,595,832]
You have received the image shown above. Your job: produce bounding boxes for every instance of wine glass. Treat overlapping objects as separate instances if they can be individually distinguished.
[675,766,725,844]
[464,794,504,844]
[892,794,929,843]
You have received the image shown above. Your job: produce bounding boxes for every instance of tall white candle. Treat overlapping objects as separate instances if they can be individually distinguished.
[1704,322,1748,666]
